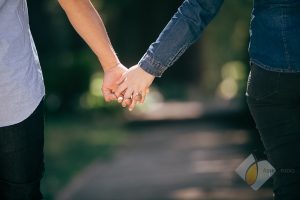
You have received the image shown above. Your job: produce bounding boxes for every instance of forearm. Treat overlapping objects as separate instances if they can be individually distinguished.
[58,0,119,71]
[139,0,224,77]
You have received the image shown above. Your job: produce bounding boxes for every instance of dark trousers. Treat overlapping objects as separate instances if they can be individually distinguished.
[0,101,44,200]
[247,64,300,200]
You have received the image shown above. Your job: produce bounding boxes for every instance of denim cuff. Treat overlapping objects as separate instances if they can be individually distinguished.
[138,53,167,77]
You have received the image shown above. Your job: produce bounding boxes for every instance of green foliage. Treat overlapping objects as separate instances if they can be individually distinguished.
[43,51,98,112]
[201,0,252,97]
[24,1,255,199]
[42,117,128,200]
[27,0,253,108]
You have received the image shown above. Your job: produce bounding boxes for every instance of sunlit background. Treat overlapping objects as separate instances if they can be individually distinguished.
[27,0,273,199]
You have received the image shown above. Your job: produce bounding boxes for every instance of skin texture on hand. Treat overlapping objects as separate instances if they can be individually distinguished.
[115,64,155,111]
[102,64,128,102]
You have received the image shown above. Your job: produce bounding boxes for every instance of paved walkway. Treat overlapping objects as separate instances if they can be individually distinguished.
[56,107,273,200]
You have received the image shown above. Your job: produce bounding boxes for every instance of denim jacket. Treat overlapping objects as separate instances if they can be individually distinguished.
[139,0,300,77]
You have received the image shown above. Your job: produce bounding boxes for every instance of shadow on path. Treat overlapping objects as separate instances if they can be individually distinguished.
[56,103,273,200]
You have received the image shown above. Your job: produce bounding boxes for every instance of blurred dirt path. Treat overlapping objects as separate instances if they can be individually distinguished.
[55,106,273,200]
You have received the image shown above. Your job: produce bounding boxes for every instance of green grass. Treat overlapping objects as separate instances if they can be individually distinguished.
[41,115,128,200]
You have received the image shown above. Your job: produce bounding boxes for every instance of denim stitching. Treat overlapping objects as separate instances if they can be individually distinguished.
[139,54,165,77]
[250,59,300,73]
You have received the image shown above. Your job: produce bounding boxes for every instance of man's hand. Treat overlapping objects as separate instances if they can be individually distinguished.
[115,64,155,111]
[102,64,128,102]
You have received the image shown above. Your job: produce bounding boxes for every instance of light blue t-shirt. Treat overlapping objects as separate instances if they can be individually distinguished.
[0,0,45,127]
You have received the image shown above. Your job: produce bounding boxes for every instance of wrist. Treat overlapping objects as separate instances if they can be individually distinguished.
[138,64,155,78]
[98,53,121,72]
[102,61,121,73]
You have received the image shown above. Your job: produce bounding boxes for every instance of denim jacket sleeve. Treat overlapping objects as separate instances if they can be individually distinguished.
[138,0,224,77]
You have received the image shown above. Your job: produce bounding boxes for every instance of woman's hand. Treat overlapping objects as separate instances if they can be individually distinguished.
[115,64,155,111]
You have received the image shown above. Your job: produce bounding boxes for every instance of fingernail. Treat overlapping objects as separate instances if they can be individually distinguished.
[118,97,123,103]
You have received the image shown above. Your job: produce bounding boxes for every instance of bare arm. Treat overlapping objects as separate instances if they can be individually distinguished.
[58,0,129,102]
[58,0,119,71]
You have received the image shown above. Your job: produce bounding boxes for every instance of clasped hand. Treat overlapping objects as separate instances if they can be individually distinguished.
[102,64,155,111]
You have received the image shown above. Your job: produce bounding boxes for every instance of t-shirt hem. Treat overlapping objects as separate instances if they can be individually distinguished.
[0,93,45,128]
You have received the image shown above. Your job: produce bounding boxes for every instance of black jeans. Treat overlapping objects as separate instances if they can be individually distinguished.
[247,64,300,200]
[0,100,44,200]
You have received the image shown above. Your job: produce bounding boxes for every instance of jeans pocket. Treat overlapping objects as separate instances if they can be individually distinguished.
[246,63,280,100]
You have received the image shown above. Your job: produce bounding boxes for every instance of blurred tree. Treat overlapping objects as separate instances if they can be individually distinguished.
[28,0,98,112]
[27,0,252,112]
[200,0,252,99]
[101,0,202,100]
